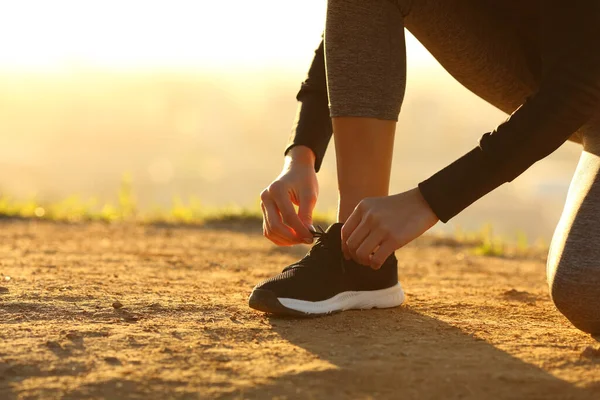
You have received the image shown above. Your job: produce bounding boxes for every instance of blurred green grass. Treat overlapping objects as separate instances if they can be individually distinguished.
[0,175,335,226]
[0,176,547,258]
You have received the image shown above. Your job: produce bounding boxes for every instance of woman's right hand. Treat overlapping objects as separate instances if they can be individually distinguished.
[260,146,318,246]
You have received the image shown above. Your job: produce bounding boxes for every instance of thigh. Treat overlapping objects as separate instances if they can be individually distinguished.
[403,0,587,143]
[404,0,539,115]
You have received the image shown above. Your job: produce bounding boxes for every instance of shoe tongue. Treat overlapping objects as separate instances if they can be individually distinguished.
[325,222,343,234]
[322,223,344,247]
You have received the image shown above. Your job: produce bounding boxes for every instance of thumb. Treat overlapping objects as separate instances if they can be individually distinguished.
[297,193,316,229]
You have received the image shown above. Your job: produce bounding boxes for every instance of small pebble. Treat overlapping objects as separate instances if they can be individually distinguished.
[45,341,62,350]
[66,332,82,341]
[112,301,123,309]
[580,346,600,359]
[124,314,139,322]
[104,356,121,366]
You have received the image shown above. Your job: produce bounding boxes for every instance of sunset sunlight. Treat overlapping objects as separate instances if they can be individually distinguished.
[2,2,599,399]
[0,0,435,72]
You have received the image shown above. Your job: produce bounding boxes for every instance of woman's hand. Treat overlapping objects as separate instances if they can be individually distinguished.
[260,146,318,246]
[341,188,439,269]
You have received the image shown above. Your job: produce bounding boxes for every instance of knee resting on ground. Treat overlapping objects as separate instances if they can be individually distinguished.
[549,260,600,334]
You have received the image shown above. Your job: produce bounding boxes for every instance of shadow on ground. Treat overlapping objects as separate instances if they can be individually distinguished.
[0,378,16,400]
[226,307,600,400]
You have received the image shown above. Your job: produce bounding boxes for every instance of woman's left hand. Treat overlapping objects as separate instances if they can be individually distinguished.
[341,188,439,269]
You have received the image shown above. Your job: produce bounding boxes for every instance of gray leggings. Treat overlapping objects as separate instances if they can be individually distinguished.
[325,0,600,333]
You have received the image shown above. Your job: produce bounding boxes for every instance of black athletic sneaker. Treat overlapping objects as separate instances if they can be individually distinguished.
[248,223,404,316]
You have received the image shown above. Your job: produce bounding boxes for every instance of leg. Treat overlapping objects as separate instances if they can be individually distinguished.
[325,0,409,221]
[333,118,396,221]
[547,119,600,334]
[249,0,408,317]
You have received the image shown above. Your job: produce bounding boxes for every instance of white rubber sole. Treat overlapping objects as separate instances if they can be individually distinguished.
[277,282,405,315]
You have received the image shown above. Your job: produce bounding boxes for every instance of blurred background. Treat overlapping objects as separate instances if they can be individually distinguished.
[0,0,582,241]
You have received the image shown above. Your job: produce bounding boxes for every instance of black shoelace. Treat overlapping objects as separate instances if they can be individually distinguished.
[284,225,345,273]
[309,225,326,238]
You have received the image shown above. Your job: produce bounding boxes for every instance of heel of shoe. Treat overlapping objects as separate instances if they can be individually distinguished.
[366,282,405,309]
[346,282,404,311]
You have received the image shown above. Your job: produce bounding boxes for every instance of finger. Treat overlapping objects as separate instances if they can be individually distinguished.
[297,193,316,239]
[261,199,299,245]
[370,240,397,270]
[262,220,286,246]
[261,204,289,246]
[261,190,297,245]
[263,208,296,246]
[341,210,362,260]
[263,217,290,246]
[355,229,386,266]
[345,220,370,263]
[272,192,312,242]
[261,191,289,244]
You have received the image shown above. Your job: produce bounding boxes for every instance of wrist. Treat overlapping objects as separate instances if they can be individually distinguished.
[414,187,439,224]
[286,145,316,168]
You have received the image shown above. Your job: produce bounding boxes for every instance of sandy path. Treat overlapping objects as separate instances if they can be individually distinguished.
[0,220,599,399]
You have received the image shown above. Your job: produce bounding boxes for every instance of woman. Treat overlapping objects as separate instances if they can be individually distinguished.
[248,0,600,334]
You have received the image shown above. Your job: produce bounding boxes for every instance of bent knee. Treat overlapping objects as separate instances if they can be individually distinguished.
[550,273,600,334]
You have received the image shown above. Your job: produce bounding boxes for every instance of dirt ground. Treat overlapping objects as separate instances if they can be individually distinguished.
[0,220,599,399]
